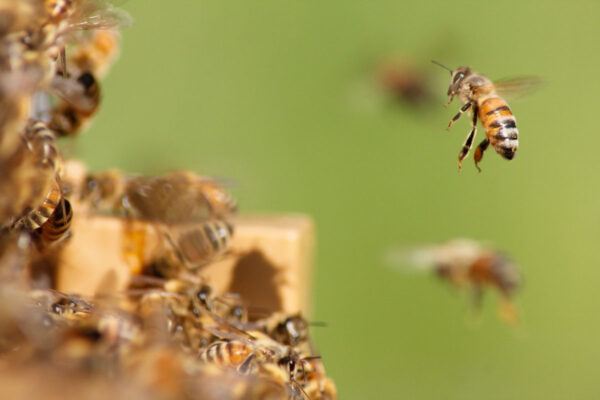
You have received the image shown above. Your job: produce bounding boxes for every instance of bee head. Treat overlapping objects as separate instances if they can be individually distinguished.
[490,253,521,295]
[447,66,471,96]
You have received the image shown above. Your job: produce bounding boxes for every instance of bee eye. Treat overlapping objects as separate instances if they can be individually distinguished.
[453,72,465,83]
[77,72,96,90]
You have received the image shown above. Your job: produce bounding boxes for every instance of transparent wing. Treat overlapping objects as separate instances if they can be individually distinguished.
[68,0,133,31]
[124,172,236,224]
[383,244,439,273]
[384,239,484,273]
[494,76,544,100]
[50,75,97,111]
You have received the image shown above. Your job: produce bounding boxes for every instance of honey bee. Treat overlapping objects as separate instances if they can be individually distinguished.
[298,356,337,400]
[5,120,72,244]
[390,238,521,322]
[12,0,129,84]
[123,171,237,223]
[433,61,539,171]
[79,170,237,222]
[156,220,233,271]
[132,275,245,349]
[266,313,309,347]
[34,196,72,244]
[0,1,129,137]
[30,288,94,319]
[260,314,335,399]
[49,29,121,136]
[7,120,62,222]
[133,275,244,321]
[201,339,311,399]
[77,170,237,270]
[78,167,124,210]
[201,329,316,393]
[42,0,132,30]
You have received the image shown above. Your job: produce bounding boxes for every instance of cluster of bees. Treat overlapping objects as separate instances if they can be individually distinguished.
[0,1,336,399]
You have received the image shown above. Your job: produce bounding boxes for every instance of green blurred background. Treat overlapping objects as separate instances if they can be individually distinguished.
[76,1,600,398]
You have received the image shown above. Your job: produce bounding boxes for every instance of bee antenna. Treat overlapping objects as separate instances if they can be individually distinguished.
[431,60,453,73]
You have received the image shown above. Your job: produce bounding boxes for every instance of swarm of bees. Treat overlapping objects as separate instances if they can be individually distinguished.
[0,1,337,399]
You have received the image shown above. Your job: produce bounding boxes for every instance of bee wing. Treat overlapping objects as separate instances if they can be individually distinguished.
[383,244,439,273]
[204,327,257,344]
[50,75,97,111]
[493,76,544,100]
[124,172,236,223]
[67,0,133,31]
[384,239,485,272]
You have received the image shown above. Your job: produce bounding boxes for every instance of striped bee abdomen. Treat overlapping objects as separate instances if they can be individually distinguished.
[200,341,253,368]
[37,197,72,242]
[17,178,62,231]
[171,220,233,268]
[479,97,518,160]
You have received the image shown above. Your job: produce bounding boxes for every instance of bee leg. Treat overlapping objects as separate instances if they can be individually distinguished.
[237,353,256,375]
[474,138,490,172]
[446,102,472,131]
[59,47,67,77]
[444,94,455,108]
[472,285,484,310]
[457,107,478,171]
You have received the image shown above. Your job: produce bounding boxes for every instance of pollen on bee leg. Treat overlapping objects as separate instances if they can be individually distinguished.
[498,299,518,324]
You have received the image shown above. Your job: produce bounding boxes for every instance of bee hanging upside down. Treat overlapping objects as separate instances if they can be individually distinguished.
[432,61,539,172]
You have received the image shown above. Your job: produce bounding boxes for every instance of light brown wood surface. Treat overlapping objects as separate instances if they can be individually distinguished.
[56,213,315,317]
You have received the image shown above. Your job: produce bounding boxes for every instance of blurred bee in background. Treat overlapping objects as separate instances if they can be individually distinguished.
[432,61,540,171]
[376,57,434,108]
[387,238,522,323]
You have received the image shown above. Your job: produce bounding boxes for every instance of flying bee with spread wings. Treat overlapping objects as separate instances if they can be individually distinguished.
[433,61,541,171]
[386,238,522,323]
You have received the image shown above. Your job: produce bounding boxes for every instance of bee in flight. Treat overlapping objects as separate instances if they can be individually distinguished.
[386,239,522,323]
[432,61,539,171]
